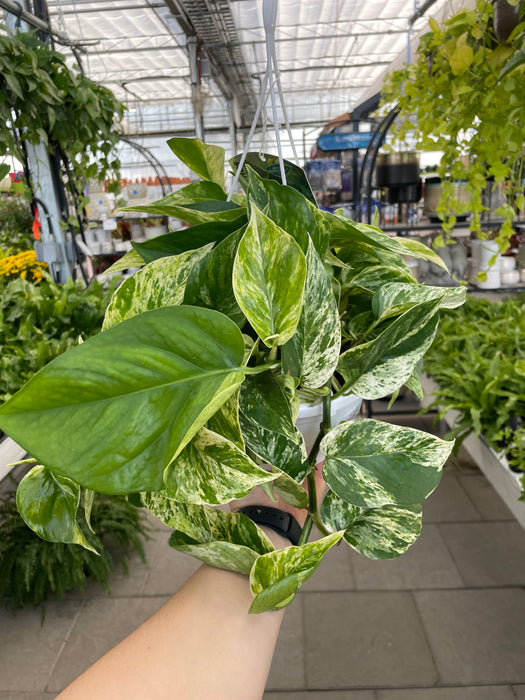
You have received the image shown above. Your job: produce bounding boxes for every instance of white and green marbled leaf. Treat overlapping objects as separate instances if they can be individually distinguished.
[338,298,441,400]
[372,282,466,322]
[167,137,226,187]
[105,248,146,274]
[233,204,306,346]
[249,532,343,613]
[320,490,422,559]
[207,390,244,449]
[103,245,213,329]
[282,238,341,389]
[163,427,275,505]
[321,418,453,508]
[16,466,97,553]
[143,492,274,574]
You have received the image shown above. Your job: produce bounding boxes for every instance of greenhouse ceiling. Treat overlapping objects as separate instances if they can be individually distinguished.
[4,0,470,138]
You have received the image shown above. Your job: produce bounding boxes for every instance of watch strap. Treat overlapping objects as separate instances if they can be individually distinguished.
[237,505,302,546]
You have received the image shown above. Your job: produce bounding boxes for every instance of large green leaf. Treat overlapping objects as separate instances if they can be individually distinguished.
[131,219,246,263]
[184,228,245,326]
[0,307,246,493]
[0,163,10,181]
[239,374,308,481]
[144,493,274,574]
[230,152,316,205]
[103,246,212,329]
[338,299,441,399]
[16,465,96,552]
[121,181,243,225]
[282,238,341,388]
[232,205,306,346]
[327,212,448,270]
[246,167,329,258]
[321,418,452,508]
[163,427,275,505]
[372,283,466,322]
[167,137,226,187]
[320,490,422,559]
[249,532,343,613]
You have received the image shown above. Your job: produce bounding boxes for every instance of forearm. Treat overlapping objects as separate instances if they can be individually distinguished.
[56,529,289,700]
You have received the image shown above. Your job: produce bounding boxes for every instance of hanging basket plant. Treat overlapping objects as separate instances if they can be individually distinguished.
[0,31,125,198]
[381,0,525,249]
[0,137,466,613]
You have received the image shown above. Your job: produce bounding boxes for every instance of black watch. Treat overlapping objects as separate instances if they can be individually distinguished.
[237,505,302,546]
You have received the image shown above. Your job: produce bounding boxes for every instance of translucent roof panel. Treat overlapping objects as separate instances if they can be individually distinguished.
[36,0,467,147]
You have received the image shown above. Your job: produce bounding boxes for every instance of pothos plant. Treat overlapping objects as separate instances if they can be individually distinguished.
[381,0,525,248]
[0,138,466,613]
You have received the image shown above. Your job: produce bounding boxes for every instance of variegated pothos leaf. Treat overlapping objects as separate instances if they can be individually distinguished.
[282,238,341,388]
[232,204,306,346]
[320,490,422,559]
[163,427,275,505]
[103,246,213,329]
[321,418,452,508]
[249,532,343,613]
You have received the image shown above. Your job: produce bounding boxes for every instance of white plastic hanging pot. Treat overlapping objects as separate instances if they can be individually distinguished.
[296,394,362,461]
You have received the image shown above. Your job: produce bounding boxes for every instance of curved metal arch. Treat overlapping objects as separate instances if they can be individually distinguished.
[119,137,173,197]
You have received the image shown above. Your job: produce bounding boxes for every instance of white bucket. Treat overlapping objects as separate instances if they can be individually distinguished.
[296,393,362,461]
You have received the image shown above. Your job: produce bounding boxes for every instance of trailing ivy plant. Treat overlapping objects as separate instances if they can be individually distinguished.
[424,294,525,492]
[0,31,125,199]
[381,0,525,247]
[0,138,466,613]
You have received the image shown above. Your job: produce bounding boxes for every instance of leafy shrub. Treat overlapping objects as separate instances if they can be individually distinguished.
[0,489,150,610]
[0,196,34,254]
[0,275,118,402]
[424,294,525,480]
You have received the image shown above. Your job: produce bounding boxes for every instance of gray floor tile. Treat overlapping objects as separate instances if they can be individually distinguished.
[0,601,81,693]
[303,591,437,689]
[141,529,201,596]
[376,686,516,699]
[457,473,515,520]
[302,540,355,592]
[423,473,481,523]
[513,685,525,699]
[351,524,463,590]
[415,589,525,684]
[264,692,375,699]
[46,596,169,693]
[438,521,525,586]
[267,596,306,690]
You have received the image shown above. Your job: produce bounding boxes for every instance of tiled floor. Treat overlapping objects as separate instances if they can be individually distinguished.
[1,414,525,699]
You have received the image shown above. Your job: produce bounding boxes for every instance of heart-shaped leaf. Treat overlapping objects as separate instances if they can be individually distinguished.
[16,465,96,552]
[320,490,422,559]
[239,374,307,481]
[230,152,316,205]
[163,427,275,505]
[184,228,245,326]
[167,137,226,187]
[372,283,466,321]
[233,204,306,346]
[321,418,452,508]
[0,306,246,493]
[103,246,213,329]
[338,299,441,399]
[249,532,343,613]
[169,531,260,575]
[246,167,329,258]
[282,238,341,388]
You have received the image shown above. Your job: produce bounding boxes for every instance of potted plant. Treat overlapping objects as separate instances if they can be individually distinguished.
[0,137,465,613]
[381,0,525,249]
[423,294,525,522]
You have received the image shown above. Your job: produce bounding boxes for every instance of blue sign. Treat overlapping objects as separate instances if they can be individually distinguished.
[317,132,375,151]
